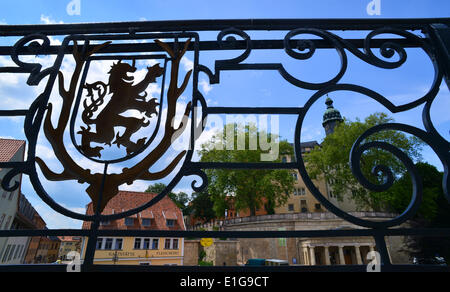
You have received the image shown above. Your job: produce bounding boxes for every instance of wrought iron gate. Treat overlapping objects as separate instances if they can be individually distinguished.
[0,18,449,272]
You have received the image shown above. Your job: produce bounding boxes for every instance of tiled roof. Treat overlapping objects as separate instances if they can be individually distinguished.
[0,138,25,163]
[82,190,185,231]
[288,141,320,152]
[58,236,82,242]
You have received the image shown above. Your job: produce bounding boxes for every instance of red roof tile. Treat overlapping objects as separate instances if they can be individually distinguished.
[163,211,178,220]
[82,190,185,231]
[58,236,82,242]
[140,210,154,219]
[0,138,25,163]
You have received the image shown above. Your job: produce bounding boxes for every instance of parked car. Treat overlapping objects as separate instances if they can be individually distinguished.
[245,258,289,266]
[413,256,447,266]
[265,259,289,266]
[245,259,266,266]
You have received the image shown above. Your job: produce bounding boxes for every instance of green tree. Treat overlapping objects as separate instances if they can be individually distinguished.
[391,163,450,263]
[145,183,190,214]
[189,191,216,223]
[383,162,442,221]
[305,112,424,211]
[199,123,295,217]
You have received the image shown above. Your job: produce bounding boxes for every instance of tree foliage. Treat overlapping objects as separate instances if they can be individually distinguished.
[189,191,216,223]
[145,183,190,214]
[394,163,450,262]
[305,112,424,211]
[199,123,295,217]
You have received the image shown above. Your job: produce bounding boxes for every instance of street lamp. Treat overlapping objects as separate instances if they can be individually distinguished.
[112,251,119,265]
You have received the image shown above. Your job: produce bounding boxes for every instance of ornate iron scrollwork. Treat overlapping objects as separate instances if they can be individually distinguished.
[0,19,449,272]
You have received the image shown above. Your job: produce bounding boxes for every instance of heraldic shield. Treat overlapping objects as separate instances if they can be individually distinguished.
[32,34,199,218]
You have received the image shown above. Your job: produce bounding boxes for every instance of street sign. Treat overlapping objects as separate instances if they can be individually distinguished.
[200,238,213,247]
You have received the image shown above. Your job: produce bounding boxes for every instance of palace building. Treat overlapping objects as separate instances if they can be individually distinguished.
[81,191,186,266]
[188,97,411,266]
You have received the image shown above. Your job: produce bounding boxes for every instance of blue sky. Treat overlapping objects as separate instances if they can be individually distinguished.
[0,1,449,229]
[1,0,450,23]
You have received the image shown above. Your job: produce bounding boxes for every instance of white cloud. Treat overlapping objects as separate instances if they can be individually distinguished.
[40,15,64,25]
[181,56,194,72]
[199,79,213,95]
[33,202,84,229]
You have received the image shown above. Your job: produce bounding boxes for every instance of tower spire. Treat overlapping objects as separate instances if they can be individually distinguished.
[322,95,343,136]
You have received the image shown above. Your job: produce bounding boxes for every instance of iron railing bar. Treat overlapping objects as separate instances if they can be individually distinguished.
[374,233,392,266]
[206,107,304,115]
[0,264,448,272]
[190,162,298,170]
[0,110,29,116]
[0,18,449,36]
[1,228,450,238]
[83,163,109,267]
[0,161,28,168]
[0,38,424,56]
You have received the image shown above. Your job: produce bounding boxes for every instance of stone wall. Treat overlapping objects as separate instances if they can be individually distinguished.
[185,212,413,266]
[183,240,200,266]
[204,240,238,266]
[221,212,412,265]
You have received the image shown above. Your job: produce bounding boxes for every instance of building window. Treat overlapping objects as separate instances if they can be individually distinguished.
[152,239,159,250]
[166,219,176,227]
[1,245,11,263]
[294,188,306,196]
[8,245,16,262]
[104,238,113,250]
[1,191,6,198]
[172,239,179,250]
[142,218,152,226]
[292,173,298,180]
[100,220,110,226]
[4,216,12,230]
[125,218,134,226]
[164,239,171,249]
[315,204,322,210]
[163,239,179,250]
[281,157,287,163]
[14,245,20,259]
[134,238,142,250]
[115,239,123,250]
[301,200,308,213]
[288,204,294,212]
[0,214,5,229]
[143,238,150,250]
[8,191,14,200]
[96,238,103,249]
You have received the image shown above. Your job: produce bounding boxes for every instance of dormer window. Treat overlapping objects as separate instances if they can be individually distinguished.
[142,218,152,227]
[166,219,176,227]
[125,218,134,226]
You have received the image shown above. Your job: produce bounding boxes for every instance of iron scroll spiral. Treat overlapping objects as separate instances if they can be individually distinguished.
[295,83,449,229]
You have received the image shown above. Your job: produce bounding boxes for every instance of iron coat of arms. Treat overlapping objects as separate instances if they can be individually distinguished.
[34,36,196,214]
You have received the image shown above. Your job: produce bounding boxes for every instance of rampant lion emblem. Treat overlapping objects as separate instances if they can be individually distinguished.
[36,39,193,212]
[79,60,164,158]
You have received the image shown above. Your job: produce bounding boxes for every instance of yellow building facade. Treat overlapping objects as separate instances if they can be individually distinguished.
[81,236,184,265]
[81,191,186,266]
